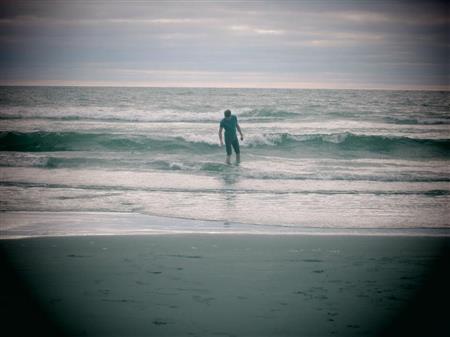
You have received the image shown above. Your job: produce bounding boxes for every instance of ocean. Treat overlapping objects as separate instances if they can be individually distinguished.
[0,86,449,236]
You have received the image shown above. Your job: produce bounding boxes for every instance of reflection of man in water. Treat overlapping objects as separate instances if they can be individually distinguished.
[219,109,244,164]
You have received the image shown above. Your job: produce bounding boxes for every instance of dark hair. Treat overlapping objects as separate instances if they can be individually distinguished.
[224,109,231,117]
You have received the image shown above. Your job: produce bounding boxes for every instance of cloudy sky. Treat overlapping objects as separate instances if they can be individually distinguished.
[0,0,448,89]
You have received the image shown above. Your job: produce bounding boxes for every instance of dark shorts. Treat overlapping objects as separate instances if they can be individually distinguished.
[225,138,240,155]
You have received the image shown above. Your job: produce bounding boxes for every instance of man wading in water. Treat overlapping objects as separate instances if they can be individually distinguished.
[219,109,244,165]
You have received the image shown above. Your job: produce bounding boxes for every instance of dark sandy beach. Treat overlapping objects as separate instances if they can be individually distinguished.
[1,234,449,337]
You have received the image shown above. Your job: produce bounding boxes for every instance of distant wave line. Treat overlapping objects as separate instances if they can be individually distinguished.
[2,110,450,125]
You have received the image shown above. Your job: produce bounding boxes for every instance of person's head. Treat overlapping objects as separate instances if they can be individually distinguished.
[224,109,231,118]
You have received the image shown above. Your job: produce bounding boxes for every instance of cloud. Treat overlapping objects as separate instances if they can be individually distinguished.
[0,15,217,27]
[329,9,450,27]
[281,31,386,48]
[229,25,284,35]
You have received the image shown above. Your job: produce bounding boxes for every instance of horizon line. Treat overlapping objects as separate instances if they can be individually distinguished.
[0,82,448,92]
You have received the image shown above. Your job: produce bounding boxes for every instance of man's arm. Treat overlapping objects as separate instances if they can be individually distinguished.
[219,126,224,146]
[236,124,244,141]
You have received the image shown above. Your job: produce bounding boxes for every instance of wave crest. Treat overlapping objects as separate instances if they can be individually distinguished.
[239,108,300,119]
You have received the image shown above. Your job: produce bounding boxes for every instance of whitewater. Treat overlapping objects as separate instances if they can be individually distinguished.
[0,86,449,236]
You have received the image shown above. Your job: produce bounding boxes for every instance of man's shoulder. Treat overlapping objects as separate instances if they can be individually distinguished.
[220,115,237,125]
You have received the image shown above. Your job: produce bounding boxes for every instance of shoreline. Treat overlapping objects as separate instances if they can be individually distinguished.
[2,211,450,239]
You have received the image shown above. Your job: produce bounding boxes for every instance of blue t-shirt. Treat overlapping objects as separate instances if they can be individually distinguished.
[220,115,238,142]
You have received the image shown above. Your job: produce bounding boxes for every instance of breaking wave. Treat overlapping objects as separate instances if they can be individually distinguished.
[1,131,449,158]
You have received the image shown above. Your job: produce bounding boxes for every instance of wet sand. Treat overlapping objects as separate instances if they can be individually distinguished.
[1,234,449,336]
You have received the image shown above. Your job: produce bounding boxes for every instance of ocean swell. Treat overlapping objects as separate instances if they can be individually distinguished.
[0,131,217,153]
[1,131,449,158]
